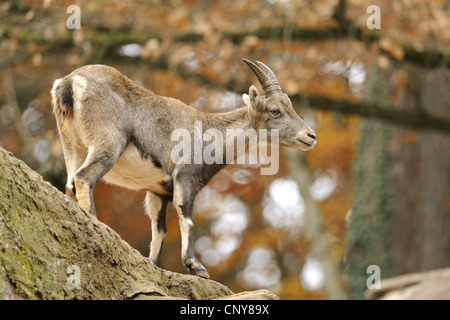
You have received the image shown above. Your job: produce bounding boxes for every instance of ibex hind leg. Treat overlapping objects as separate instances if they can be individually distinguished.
[62,142,86,200]
[145,192,168,268]
[73,141,125,217]
[56,123,85,200]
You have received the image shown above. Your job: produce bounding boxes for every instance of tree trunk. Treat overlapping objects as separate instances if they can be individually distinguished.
[346,61,450,298]
[285,149,345,299]
[0,147,278,300]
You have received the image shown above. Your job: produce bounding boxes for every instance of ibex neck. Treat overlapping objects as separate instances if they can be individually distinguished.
[200,107,261,166]
[203,107,251,132]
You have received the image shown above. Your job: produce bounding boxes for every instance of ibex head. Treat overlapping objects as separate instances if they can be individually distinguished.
[243,59,316,151]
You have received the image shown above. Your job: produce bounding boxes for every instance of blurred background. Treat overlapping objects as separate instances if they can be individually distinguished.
[0,0,449,299]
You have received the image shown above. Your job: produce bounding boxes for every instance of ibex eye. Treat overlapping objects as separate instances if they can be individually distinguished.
[271,109,280,116]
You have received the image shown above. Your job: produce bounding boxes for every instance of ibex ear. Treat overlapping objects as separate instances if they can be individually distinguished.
[249,85,260,103]
[242,94,250,107]
[243,85,260,110]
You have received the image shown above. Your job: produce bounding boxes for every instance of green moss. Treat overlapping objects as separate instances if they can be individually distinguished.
[347,119,394,299]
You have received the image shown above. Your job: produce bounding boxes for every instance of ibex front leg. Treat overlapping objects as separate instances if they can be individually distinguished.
[173,174,210,278]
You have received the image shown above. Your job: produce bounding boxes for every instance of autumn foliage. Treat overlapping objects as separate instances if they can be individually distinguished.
[1,0,449,299]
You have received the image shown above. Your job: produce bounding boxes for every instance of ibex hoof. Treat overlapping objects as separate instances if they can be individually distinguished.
[186,258,210,279]
[65,186,75,200]
[149,257,163,269]
[193,268,210,279]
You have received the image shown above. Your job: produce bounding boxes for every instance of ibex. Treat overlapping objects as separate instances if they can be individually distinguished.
[51,59,316,278]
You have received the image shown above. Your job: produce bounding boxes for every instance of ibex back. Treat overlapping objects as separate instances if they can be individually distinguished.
[51,59,316,278]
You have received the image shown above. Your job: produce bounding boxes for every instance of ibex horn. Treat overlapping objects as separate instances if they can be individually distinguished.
[243,59,282,96]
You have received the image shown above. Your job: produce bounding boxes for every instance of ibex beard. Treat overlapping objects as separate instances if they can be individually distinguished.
[51,59,316,279]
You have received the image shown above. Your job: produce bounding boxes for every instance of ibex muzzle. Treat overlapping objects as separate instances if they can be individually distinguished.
[51,59,316,279]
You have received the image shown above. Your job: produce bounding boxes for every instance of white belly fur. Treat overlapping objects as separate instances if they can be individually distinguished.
[103,144,170,194]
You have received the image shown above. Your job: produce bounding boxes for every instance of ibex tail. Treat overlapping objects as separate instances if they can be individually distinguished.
[51,77,74,119]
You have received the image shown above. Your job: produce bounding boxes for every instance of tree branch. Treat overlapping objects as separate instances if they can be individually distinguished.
[224,25,346,43]
[290,93,450,134]
[2,14,449,70]
[332,0,450,68]
[113,54,450,134]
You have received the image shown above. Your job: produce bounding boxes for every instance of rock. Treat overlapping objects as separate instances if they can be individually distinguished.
[0,147,279,300]
[366,267,450,300]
